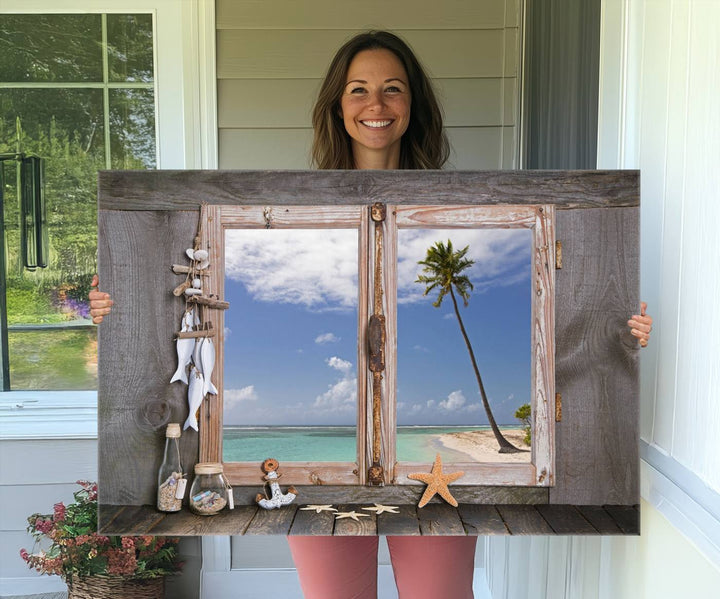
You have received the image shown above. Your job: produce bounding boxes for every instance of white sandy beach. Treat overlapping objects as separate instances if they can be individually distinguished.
[438,429,531,462]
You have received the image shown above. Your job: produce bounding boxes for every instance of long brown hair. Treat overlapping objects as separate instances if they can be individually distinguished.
[311,31,449,170]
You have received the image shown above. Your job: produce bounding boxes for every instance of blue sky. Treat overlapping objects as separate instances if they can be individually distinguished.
[223,227,531,426]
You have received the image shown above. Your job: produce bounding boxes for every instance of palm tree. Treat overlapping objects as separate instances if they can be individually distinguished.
[416,240,522,453]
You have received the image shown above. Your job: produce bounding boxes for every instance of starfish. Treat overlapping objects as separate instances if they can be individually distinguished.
[299,505,337,513]
[407,454,464,508]
[334,510,370,522]
[362,503,399,515]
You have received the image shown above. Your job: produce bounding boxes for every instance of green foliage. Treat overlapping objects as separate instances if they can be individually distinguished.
[8,328,97,390]
[514,403,532,446]
[21,481,182,582]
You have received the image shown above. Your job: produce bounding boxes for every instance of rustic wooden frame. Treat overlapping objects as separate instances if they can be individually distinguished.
[210,203,555,489]
[211,205,370,485]
[388,205,555,487]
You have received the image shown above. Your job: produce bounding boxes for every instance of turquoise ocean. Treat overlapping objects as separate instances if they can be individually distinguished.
[223,425,522,463]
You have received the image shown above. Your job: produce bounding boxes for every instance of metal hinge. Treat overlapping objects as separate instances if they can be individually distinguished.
[555,240,562,269]
[555,392,562,422]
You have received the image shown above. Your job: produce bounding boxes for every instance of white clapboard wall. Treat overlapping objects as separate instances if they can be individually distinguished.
[216,0,522,170]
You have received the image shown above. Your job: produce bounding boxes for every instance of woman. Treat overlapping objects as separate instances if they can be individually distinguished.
[90,31,653,598]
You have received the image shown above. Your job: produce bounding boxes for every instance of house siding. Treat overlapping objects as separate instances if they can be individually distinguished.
[215,0,522,169]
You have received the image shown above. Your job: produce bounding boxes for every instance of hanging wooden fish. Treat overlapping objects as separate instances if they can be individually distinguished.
[183,365,206,431]
[200,338,218,396]
[192,336,204,375]
[170,311,195,384]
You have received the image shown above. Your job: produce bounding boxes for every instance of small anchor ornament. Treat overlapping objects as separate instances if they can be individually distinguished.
[255,458,298,510]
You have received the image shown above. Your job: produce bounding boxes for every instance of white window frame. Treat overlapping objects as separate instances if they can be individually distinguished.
[0,0,217,440]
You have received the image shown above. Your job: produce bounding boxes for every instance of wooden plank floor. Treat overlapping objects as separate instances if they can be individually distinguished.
[99,503,639,536]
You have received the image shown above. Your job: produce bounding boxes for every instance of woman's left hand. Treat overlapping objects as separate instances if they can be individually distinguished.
[628,301,652,348]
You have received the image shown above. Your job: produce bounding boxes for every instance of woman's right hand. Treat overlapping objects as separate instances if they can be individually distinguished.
[89,274,113,324]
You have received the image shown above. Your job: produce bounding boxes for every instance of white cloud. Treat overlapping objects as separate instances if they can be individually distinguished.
[397,228,532,304]
[225,229,358,310]
[410,403,423,414]
[225,385,258,407]
[439,389,467,411]
[224,228,529,311]
[313,357,356,412]
[315,332,340,344]
[326,356,352,373]
[426,399,436,409]
[413,344,430,353]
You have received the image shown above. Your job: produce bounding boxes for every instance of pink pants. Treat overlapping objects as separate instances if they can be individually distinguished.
[287,536,477,599]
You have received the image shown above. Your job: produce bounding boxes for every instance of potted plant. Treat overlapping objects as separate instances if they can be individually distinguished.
[20,480,182,599]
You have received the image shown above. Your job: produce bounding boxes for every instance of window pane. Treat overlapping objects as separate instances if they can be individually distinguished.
[1,12,156,391]
[109,89,156,169]
[107,14,154,83]
[0,89,106,159]
[223,229,359,463]
[0,14,102,82]
[8,328,97,390]
[396,228,533,463]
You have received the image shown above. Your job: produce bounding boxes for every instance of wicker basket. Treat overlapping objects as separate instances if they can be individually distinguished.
[67,575,165,599]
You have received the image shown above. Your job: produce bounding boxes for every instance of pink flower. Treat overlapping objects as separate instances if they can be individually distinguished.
[121,537,135,550]
[53,502,66,522]
[107,548,137,576]
[34,518,53,534]
[19,548,29,562]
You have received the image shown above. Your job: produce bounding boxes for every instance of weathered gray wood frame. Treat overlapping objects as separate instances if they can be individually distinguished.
[98,169,639,510]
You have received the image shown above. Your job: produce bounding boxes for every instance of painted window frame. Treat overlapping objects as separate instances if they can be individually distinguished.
[0,0,217,439]
[209,203,555,488]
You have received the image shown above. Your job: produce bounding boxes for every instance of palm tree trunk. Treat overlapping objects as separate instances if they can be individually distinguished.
[449,288,521,453]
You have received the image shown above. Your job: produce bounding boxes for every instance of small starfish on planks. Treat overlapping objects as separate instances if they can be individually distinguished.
[362,503,399,515]
[334,510,370,522]
[299,505,337,514]
[407,454,464,508]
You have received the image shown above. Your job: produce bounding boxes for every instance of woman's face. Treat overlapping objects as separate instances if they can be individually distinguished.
[340,48,411,168]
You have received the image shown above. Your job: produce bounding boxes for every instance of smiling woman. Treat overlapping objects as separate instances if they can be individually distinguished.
[339,49,411,169]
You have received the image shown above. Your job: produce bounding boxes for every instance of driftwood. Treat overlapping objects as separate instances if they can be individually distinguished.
[187,296,230,310]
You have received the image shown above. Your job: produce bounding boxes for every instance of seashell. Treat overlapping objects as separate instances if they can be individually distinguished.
[193,249,209,261]
[186,248,195,260]
[196,259,210,270]
[192,278,202,289]
[184,288,202,296]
